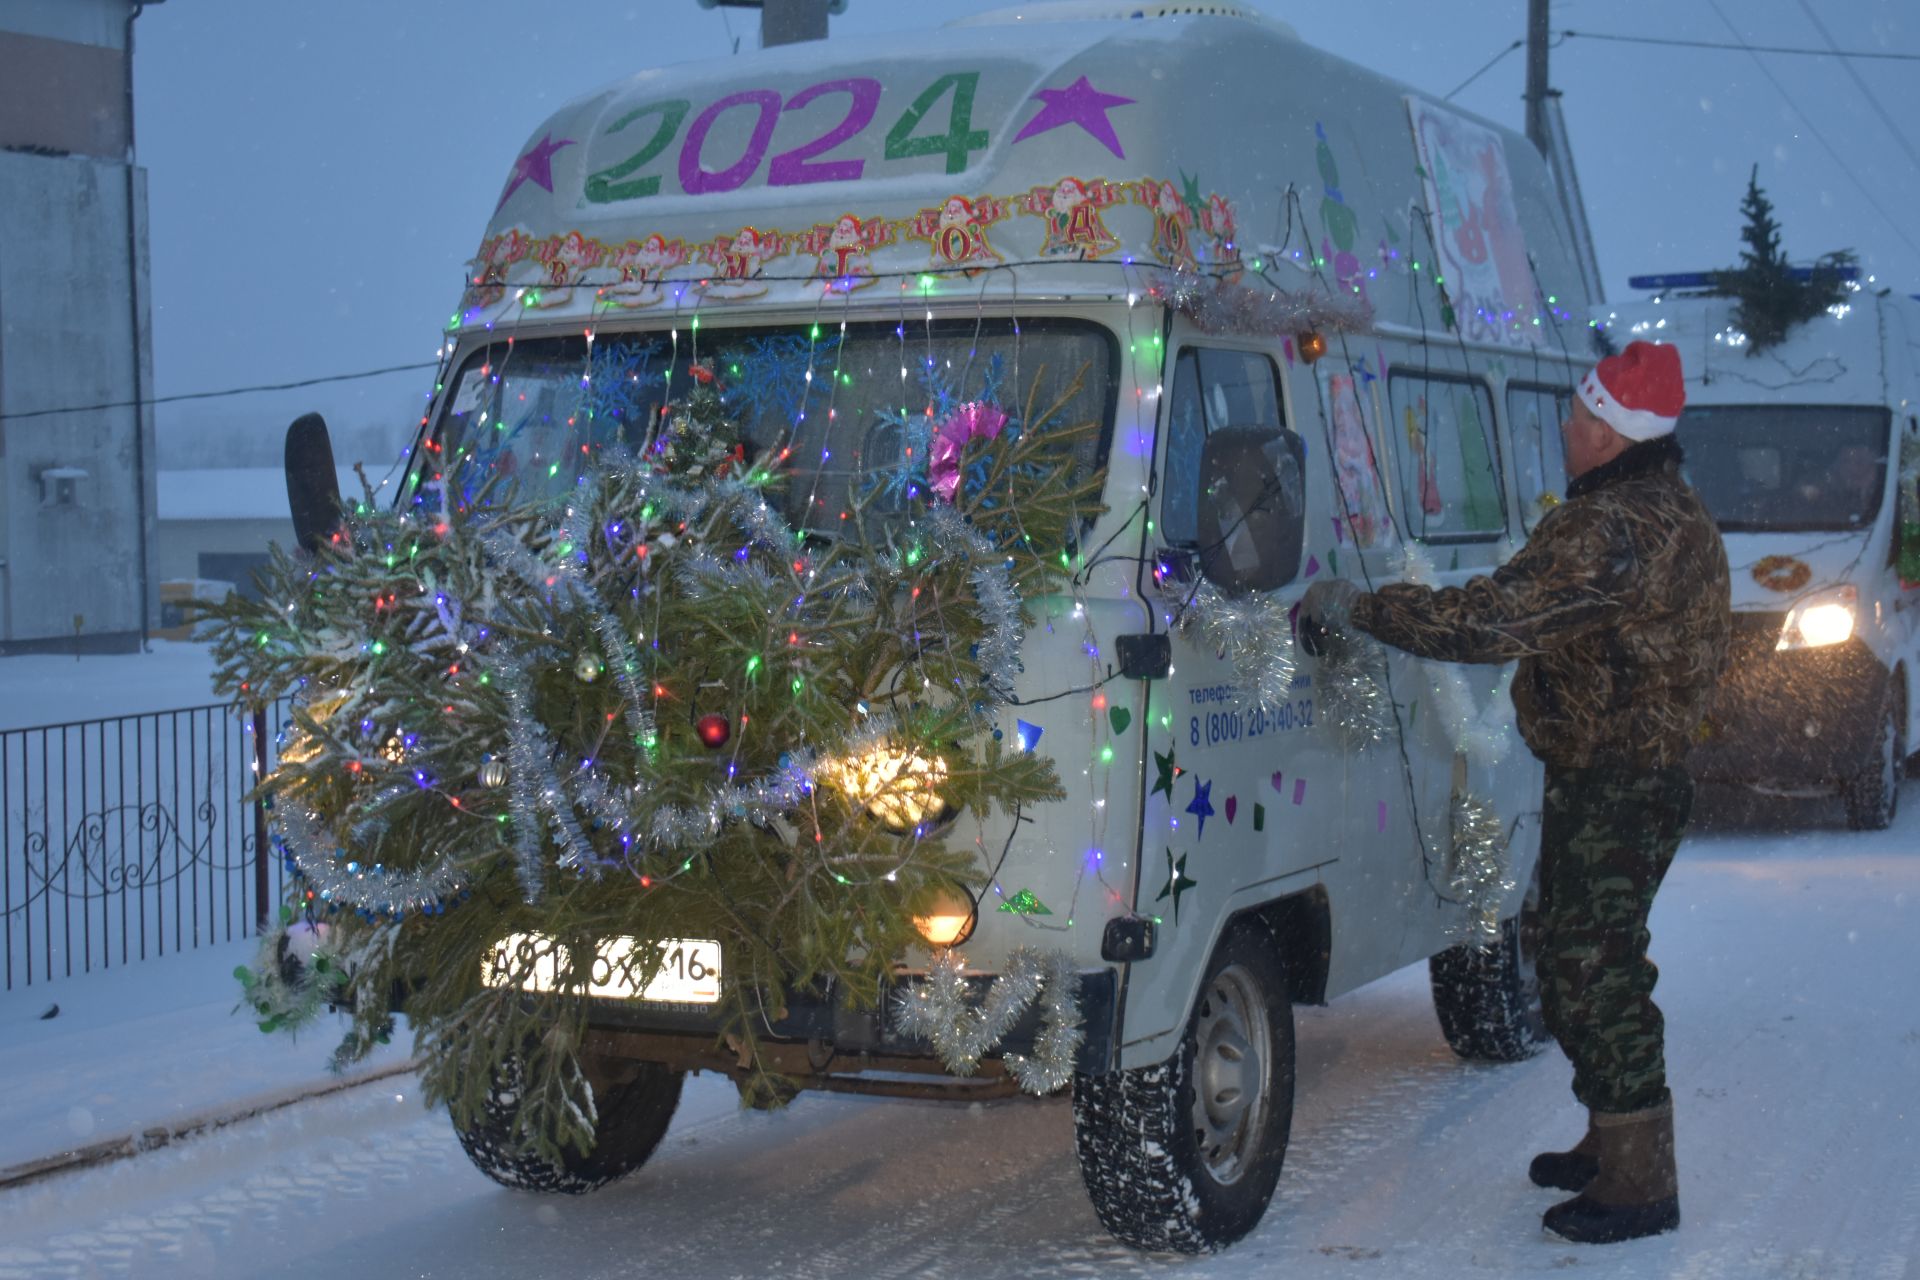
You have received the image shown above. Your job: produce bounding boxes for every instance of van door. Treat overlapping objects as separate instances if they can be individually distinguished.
[1371,351,1544,951]
[1122,324,1368,1060]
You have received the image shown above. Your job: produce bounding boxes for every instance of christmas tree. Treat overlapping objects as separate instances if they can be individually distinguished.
[1714,165,1857,353]
[209,357,1102,1162]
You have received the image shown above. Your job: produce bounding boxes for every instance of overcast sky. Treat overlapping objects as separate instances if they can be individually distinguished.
[133,0,1920,467]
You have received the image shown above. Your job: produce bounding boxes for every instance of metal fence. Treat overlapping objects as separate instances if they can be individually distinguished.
[1,698,291,991]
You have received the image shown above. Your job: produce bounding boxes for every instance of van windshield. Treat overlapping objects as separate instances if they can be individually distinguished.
[1674,405,1890,532]
[428,318,1115,529]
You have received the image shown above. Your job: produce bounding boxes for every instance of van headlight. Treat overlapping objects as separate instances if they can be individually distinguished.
[819,745,951,832]
[1777,585,1858,650]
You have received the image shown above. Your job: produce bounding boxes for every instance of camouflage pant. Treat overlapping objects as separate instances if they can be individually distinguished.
[1535,764,1693,1114]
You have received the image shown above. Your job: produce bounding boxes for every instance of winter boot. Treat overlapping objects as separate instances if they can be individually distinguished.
[1528,1120,1600,1192]
[1542,1100,1680,1244]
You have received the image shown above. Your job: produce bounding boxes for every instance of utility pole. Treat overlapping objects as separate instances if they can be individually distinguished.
[698,0,842,48]
[1522,0,1606,304]
[1524,0,1551,157]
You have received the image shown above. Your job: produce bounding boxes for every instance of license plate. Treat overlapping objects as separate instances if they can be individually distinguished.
[483,933,722,1004]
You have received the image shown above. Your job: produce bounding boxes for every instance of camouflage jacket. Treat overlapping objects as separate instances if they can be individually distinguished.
[1350,435,1731,771]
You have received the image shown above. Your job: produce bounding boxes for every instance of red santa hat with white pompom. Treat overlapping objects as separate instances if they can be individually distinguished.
[1578,341,1686,441]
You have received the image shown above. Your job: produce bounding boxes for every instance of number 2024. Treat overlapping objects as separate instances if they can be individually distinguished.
[584,71,990,205]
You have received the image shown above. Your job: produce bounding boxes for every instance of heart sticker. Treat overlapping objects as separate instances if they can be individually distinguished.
[1225,796,1238,824]
[1108,706,1131,735]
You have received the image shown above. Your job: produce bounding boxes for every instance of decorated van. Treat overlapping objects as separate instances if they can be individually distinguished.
[228,1,1604,1255]
[1597,287,1920,828]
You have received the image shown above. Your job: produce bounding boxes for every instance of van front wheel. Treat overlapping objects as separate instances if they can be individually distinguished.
[451,1052,684,1194]
[1072,927,1295,1254]
[1842,683,1903,831]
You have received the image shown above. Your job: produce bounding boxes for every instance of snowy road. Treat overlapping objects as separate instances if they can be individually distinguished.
[2,798,1916,1279]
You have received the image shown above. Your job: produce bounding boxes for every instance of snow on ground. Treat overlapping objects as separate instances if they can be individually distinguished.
[0,794,1915,1279]
[0,644,221,732]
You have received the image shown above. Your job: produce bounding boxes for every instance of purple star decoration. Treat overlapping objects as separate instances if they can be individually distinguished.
[1012,75,1135,159]
[498,132,575,210]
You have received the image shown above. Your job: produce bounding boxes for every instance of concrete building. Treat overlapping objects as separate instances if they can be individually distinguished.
[0,0,164,654]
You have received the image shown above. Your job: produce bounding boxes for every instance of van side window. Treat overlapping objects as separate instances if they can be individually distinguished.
[1161,347,1306,591]
[1161,348,1289,546]
[1506,382,1571,532]
[1388,371,1506,542]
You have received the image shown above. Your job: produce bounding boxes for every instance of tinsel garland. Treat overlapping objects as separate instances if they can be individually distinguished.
[1148,268,1374,338]
[1314,634,1393,751]
[273,792,469,918]
[1172,581,1297,710]
[892,947,1084,1094]
[1450,791,1513,943]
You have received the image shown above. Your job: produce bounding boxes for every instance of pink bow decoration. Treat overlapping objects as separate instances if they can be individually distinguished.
[928,401,1008,503]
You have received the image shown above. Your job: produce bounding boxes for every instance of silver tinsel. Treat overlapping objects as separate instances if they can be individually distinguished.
[893,947,1084,1094]
[1173,580,1297,711]
[273,797,467,917]
[1314,635,1394,752]
[1149,268,1374,338]
[1450,790,1513,943]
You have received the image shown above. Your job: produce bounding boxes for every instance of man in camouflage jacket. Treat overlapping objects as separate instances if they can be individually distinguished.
[1303,341,1730,1245]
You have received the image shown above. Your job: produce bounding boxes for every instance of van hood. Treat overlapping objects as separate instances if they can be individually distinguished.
[1720,529,1870,611]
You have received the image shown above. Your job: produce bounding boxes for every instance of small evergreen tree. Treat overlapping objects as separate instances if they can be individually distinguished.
[1714,165,1856,353]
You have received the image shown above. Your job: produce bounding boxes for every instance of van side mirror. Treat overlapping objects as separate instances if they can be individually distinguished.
[285,412,344,553]
[1195,427,1307,593]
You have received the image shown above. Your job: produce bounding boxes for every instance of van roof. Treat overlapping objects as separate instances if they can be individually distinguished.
[1594,290,1920,407]
[457,7,1593,351]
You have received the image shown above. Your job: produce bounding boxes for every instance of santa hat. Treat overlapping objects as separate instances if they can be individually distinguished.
[1578,341,1686,441]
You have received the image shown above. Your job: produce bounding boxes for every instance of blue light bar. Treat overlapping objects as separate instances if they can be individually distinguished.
[1628,266,1862,292]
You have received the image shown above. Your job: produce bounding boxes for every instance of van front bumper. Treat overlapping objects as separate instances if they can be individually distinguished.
[1688,613,1889,789]
[567,965,1120,1087]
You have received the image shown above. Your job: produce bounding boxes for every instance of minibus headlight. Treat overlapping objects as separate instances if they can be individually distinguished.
[819,744,951,832]
[1777,586,1858,650]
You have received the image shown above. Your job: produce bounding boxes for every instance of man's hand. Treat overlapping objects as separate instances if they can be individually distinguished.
[1299,579,1363,656]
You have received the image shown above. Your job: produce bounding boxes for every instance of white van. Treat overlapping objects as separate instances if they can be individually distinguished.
[1596,288,1920,829]
[405,2,1601,1252]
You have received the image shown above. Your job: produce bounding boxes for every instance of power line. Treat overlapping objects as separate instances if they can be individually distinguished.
[1702,0,1920,262]
[1445,38,1523,102]
[1790,0,1920,179]
[0,360,440,424]
[1561,28,1920,62]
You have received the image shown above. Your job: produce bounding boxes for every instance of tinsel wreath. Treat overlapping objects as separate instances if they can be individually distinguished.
[1149,267,1374,339]
[205,363,1104,1165]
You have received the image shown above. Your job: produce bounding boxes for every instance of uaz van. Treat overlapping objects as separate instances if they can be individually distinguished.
[388,1,1605,1253]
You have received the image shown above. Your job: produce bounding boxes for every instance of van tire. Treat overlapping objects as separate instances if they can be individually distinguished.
[1072,926,1295,1254]
[451,1053,684,1194]
[1842,685,1903,831]
[1429,906,1550,1064]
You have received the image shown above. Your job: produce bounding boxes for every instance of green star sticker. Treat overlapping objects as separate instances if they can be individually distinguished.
[1151,745,1182,801]
[1180,169,1206,219]
[998,888,1053,916]
[1155,848,1198,924]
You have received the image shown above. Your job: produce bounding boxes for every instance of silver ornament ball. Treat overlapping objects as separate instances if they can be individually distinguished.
[478,759,508,788]
[574,654,604,683]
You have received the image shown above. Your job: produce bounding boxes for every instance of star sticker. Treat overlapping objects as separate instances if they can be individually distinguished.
[1180,170,1206,218]
[497,132,575,210]
[1012,76,1136,159]
[1151,745,1184,801]
[1155,848,1198,924]
[1186,777,1215,838]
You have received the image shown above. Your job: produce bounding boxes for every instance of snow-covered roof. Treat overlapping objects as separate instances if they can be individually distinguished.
[156,467,363,522]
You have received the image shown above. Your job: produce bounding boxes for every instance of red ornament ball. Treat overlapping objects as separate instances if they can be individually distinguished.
[694,713,731,749]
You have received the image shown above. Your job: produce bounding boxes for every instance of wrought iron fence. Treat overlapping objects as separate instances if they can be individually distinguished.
[2,698,292,991]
